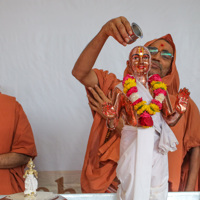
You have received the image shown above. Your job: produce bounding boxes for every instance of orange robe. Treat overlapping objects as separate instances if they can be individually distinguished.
[81,34,200,193]
[0,93,37,195]
[81,69,120,193]
[145,34,200,191]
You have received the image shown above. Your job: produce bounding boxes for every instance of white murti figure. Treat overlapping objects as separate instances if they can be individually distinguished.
[116,80,175,200]
[102,46,190,200]
[23,158,38,197]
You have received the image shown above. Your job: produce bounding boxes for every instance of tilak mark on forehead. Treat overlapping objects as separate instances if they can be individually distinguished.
[161,44,164,47]
[138,47,144,56]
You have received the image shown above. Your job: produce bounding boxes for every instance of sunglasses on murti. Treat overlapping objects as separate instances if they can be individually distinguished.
[147,46,173,60]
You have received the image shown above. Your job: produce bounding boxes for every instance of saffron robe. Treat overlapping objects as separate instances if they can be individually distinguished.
[81,34,200,193]
[0,93,37,195]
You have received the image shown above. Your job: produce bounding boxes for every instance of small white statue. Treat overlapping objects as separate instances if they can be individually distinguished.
[23,158,38,197]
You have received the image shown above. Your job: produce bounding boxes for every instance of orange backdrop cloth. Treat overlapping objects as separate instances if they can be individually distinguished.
[0,93,37,195]
[81,34,200,193]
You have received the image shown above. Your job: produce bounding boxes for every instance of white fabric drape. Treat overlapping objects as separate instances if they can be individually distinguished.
[116,80,178,200]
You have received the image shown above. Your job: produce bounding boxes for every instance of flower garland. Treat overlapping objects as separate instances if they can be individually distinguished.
[122,74,167,128]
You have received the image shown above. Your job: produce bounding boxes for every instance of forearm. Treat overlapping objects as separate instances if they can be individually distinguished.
[0,152,31,169]
[185,146,200,191]
[115,117,125,137]
[72,28,108,86]
[164,112,182,127]
[72,16,133,87]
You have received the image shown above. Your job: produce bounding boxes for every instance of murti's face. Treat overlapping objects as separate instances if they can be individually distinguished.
[148,39,174,78]
[129,46,150,76]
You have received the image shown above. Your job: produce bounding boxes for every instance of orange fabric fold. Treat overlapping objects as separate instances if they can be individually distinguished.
[0,93,37,195]
[81,69,120,193]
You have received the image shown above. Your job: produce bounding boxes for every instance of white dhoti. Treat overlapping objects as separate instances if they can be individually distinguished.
[116,81,178,200]
[117,126,168,200]
[24,174,38,195]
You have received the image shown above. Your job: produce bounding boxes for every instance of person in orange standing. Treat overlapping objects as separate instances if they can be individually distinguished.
[0,93,37,195]
[72,16,200,193]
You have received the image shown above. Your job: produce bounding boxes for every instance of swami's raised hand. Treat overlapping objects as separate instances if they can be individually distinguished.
[101,16,134,46]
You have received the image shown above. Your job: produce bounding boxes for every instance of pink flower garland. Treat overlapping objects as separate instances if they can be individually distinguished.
[122,74,134,85]
[148,74,162,82]
[138,111,153,127]
[151,99,162,110]
[154,88,167,97]
[132,97,142,106]
[127,87,138,97]
[122,74,167,127]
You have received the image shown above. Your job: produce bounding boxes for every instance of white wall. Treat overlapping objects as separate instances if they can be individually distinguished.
[0,0,199,171]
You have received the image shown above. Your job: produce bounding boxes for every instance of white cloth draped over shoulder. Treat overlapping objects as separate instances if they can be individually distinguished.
[116,80,178,200]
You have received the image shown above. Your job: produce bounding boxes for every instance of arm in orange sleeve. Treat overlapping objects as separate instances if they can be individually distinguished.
[183,99,200,191]
[185,146,200,191]
[0,101,37,169]
[0,152,30,169]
